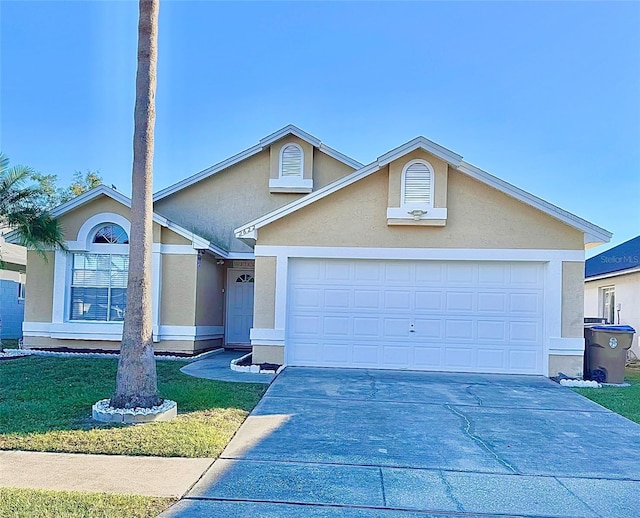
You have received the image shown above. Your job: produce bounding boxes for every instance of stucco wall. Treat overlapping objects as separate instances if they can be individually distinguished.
[549,354,583,378]
[253,344,284,365]
[58,195,162,242]
[24,251,54,322]
[161,254,197,326]
[254,256,276,329]
[154,149,355,253]
[562,262,585,338]
[585,271,640,357]
[195,253,224,327]
[259,167,584,250]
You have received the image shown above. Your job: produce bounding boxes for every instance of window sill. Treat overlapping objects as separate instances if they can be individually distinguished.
[386,207,447,226]
[269,177,313,193]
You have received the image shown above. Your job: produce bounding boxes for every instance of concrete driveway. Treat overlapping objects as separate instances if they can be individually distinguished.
[165,368,640,517]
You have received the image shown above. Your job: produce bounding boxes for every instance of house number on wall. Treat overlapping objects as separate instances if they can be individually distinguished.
[233,260,254,269]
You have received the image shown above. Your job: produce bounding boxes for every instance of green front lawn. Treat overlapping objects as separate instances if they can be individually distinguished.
[0,356,266,457]
[0,487,174,518]
[573,368,640,424]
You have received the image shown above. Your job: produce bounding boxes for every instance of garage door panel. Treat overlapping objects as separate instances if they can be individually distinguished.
[415,291,444,311]
[323,316,350,336]
[477,321,506,341]
[384,263,412,282]
[478,292,507,312]
[353,317,380,337]
[446,292,475,312]
[323,289,350,309]
[384,291,411,310]
[413,346,442,368]
[287,259,544,374]
[352,344,381,366]
[444,347,475,368]
[354,290,381,309]
[476,348,506,370]
[414,318,443,338]
[445,320,474,340]
[446,263,475,284]
[383,318,412,338]
[415,262,445,283]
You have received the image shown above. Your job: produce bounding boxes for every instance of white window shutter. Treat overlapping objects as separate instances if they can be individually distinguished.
[281,144,303,177]
[403,162,432,205]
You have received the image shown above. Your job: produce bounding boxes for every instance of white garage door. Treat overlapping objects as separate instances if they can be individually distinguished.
[287,259,544,374]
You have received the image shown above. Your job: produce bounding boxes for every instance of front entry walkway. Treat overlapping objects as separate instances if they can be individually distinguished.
[180,350,275,384]
[164,367,640,517]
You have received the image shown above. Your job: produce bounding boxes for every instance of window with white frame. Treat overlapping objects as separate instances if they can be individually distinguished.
[17,283,26,300]
[280,143,303,178]
[69,223,129,322]
[402,160,433,207]
[600,286,615,324]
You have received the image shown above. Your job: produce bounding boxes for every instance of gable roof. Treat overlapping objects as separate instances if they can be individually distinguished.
[153,124,363,202]
[235,136,612,247]
[585,236,640,279]
[50,185,228,255]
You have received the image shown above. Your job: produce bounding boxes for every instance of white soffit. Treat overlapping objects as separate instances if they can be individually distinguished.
[153,125,363,201]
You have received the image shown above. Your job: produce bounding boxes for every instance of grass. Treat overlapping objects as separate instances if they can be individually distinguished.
[0,356,266,457]
[0,338,19,350]
[0,487,174,518]
[573,367,640,424]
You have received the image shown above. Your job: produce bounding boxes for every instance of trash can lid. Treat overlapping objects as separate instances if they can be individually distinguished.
[590,325,636,333]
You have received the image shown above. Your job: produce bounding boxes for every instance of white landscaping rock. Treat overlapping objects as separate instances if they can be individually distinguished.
[92,398,177,424]
[560,379,601,388]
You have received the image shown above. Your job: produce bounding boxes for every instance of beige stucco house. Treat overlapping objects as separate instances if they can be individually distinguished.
[23,125,611,377]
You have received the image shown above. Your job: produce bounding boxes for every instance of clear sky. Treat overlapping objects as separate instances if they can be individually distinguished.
[2,1,639,256]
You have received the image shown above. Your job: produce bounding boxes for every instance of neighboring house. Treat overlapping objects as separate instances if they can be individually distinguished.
[22,125,611,377]
[584,236,640,359]
[0,235,27,340]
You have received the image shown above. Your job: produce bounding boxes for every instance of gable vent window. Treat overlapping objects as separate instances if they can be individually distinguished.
[280,144,303,177]
[402,161,433,206]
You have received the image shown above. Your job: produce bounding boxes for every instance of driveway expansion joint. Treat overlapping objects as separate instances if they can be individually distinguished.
[554,477,603,518]
[438,469,465,513]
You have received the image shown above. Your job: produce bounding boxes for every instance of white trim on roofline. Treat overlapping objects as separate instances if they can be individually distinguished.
[585,266,640,282]
[234,137,611,247]
[153,125,363,201]
[50,185,215,252]
[377,136,462,168]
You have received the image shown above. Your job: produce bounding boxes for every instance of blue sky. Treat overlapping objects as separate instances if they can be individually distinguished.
[2,1,638,256]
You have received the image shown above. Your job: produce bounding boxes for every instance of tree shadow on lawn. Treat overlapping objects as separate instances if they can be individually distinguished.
[0,356,266,454]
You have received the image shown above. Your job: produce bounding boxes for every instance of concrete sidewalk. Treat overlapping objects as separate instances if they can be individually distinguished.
[0,450,213,497]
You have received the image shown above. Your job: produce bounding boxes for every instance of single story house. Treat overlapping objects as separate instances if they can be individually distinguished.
[23,125,611,377]
[584,235,639,359]
[0,235,27,341]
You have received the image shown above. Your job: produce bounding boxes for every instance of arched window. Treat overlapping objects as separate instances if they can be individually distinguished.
[280,143,303,178]
[402,160,434,206]
[70,222,129,322]
[92,223,129,244]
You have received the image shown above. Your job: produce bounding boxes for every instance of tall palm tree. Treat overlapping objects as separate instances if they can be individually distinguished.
[0,153,65,255]
[111,0,161,409]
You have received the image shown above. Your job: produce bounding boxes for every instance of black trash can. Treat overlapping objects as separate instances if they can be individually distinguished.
[583,325,636,384]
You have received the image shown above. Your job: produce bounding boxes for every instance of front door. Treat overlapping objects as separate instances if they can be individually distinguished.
[226,269,255,345]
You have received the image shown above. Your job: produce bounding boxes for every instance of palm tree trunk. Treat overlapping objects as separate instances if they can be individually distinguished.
[111,0,160,409]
